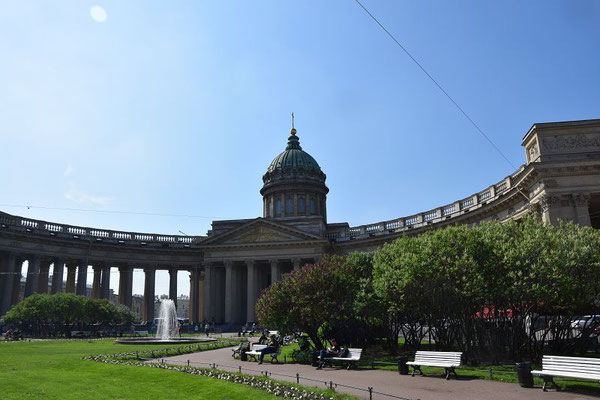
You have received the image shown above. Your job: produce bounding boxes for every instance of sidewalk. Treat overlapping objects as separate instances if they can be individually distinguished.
[150,346,597,400]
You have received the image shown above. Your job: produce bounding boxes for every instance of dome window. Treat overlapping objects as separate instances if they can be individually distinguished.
[298,197,306,214]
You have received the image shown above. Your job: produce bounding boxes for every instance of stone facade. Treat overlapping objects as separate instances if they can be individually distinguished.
[1,118,599,328]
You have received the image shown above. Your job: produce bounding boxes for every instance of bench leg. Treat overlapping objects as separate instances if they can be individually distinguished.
[445,367,457,380]
[541,376,558,392]
[411,365,423,377]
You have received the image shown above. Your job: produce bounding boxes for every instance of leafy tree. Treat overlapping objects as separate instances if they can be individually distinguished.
[256,255,359,349]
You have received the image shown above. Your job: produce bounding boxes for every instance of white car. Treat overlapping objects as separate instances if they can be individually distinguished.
[571,315,600,330]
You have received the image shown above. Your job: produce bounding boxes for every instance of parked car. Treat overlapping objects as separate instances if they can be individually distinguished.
[571,315,600,330]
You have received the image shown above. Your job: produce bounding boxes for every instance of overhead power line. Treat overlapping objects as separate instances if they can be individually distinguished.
[353,0,517,170]
[0,204,222,220]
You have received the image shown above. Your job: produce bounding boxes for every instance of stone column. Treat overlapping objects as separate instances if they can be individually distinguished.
[246,260,256,322]
[118,266,133,308]
[190,268,200,324]
[292,258,301,271]
[224,261,234,324]
[76,261,88,296]
[202,265,212,323]
[11,257,24,306]
[1,253,17,315]
[270,259,280,284]
[92,265,102,298]
[65,263,76,293]
[143,268,156,323]
[169,268,178,306]
[100,265,111,299]
[573,193,592,226]
[51,259,65,294]
[37,260,51,294]
[24,255,41,299]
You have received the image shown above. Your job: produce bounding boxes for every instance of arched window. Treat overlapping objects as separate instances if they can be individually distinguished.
[298,197,306,214]
[309,198,316,215]
[286,196,294,215]
[275,196,282,216]
[267,198,272,217]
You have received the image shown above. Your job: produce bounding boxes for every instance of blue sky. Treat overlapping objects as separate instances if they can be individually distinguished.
[2,1,599,296]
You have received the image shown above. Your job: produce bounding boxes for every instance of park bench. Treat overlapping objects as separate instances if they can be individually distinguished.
[134,330,148,336]
[245,344,282,363]
[531,355,600,391]
[406,351,463,380]
[319,348,363,370]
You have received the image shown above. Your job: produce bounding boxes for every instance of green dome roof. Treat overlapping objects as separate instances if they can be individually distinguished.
[266,135,322,173]
[262,130,327,189]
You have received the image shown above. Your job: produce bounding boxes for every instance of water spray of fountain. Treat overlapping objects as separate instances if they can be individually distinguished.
[156,299,178,340]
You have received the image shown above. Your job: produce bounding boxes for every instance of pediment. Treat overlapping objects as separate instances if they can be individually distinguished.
[201,219,322,246]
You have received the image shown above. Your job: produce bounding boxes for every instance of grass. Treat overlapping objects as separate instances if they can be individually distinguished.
[0,339,285,399]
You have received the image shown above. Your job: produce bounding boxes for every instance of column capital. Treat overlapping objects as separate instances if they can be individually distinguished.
[269,259,279,266]
[223,260,233,268]
[573,192,591,207]
[245,260,255,267]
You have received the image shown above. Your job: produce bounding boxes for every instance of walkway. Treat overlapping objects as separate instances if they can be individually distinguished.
[150,346,597,400]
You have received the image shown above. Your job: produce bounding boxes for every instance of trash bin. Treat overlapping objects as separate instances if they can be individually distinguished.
[240,351,247,362]
[516,362,533,388]
[398,356,409,375]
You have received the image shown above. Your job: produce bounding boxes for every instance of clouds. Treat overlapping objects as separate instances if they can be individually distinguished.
[65,185,113,205]
[64,164,73,177]
[63,164,113,205]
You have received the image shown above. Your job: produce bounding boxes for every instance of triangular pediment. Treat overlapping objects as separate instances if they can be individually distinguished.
[200,218,323,246]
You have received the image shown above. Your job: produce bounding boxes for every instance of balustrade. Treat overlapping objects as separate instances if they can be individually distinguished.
[443,205,456,215]
[328,167,525,242]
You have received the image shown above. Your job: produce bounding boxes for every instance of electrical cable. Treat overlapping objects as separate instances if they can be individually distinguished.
[353,0,517,170]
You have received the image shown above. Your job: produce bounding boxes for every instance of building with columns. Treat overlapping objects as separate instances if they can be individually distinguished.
[1,118,599,328]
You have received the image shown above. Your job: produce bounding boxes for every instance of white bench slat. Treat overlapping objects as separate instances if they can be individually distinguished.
[532,370,600,380]
[406,362,459,368]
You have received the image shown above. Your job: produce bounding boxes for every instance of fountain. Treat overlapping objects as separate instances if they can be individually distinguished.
[116,298,216,345]
[156,299,178,341]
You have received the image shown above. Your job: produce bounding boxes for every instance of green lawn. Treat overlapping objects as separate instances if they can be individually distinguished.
[0,339,283,399]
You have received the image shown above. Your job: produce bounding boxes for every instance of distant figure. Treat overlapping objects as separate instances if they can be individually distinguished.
[194,324,199,333]
[204,322,210,337]
[177,324,182,338]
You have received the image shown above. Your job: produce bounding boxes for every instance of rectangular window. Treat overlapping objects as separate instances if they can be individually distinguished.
[275,197,282,216]
[286,196,294,214]
[298,197,306,214]
[310,198,316,215]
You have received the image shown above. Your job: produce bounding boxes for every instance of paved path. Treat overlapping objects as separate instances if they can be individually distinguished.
[150,346,597,400]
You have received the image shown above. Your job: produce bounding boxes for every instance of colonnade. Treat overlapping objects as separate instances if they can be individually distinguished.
[202,257,313,326]
[0,251,205,325]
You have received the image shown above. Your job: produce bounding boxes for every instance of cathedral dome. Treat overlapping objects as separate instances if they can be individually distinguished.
[262,129,327,188]
[266,134,322,174]
[261,124,328,222]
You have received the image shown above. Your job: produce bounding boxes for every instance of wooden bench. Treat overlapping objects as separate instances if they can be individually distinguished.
[531,355,600,391]
[406,351,462,380]
[245,344,282,363]
[319,348,363,370]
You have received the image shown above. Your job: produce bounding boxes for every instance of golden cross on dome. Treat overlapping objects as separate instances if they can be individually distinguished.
[290,112,297,135]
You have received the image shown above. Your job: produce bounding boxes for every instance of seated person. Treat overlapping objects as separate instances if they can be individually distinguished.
[316,338,341,369]
[257,329,269,345]
[258,335,280,365]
